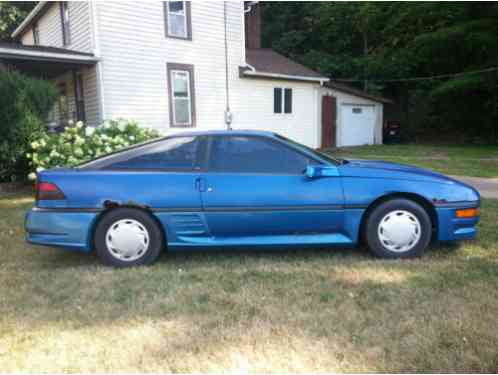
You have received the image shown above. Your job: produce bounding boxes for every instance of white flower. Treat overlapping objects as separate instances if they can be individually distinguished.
[117,122,126,132]
[40,139,47,147]
[105,146,112,153]
[68,119,74,126]
[85,127,95,137]
[28,172,37,181]
[76,121,84,129]
[36,167,45,173]
[31,141,39,150]
[74,136,85,146]
[74,148,84,157]
[129,135,135,141]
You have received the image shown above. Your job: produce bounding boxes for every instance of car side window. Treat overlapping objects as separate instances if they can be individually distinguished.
[208,136,312,174]
[103,136,200,171]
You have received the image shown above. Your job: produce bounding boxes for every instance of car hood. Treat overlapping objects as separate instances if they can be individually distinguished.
[340,159,459,184]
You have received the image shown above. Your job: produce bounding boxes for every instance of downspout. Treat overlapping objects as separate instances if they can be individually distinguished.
[90,1,106,123]
[242,2,258,73]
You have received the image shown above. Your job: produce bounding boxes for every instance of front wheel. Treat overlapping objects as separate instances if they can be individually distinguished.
[364,199,432,258]
[94,208,164,267]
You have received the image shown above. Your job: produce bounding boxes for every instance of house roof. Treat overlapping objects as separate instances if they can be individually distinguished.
[242,48,329,83]
[0,43,98,78]
[325,81,393,104]
[0,43,96,58]
[11,2,50,39]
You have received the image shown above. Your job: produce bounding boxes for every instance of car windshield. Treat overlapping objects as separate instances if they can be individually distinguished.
[274,134,345,165]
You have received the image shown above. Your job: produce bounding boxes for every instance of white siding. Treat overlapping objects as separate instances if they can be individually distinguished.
[80,66,100,126]
[36,3,63,47]
[96,1,246,133]
[68,2,93,52]
[21,29,34,45]
[20,2,92,53]
[94,1,321,147]
[233,79,322,148]
[318,88,384,147]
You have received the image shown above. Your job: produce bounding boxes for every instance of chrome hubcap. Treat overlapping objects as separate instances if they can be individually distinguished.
[105,219,150,261]
[378,210,422,253]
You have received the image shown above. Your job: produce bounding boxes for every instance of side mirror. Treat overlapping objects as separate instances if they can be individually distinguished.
[305,165,339,179]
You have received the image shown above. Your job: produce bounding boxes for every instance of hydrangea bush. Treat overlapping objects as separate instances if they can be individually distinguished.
[27,119,160,180]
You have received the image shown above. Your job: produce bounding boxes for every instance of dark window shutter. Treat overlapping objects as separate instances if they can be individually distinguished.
[274,88,282,113]
[284,88,292,113]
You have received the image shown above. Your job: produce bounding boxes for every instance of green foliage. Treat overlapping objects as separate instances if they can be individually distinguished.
[0,71,58,182]
[27,119,161,180]
[262,2,498,143]
[0,2,36,42]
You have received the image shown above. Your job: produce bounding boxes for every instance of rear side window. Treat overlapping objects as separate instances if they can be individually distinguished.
[98,136,200,171]
[208,136,312,174]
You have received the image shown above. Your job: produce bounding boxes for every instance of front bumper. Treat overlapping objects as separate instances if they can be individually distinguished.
[25,208,98,252]
[436,204,480,241]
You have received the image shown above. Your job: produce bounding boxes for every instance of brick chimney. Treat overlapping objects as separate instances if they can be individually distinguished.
[245,2,261,49]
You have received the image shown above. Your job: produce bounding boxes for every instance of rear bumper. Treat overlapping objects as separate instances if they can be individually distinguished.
[25,208,98,252]
[436,204,480,241]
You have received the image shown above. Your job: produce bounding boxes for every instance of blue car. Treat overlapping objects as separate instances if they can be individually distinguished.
[25,130,480,267]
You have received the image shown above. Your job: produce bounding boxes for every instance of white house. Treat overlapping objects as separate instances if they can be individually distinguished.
[1,1,390,148]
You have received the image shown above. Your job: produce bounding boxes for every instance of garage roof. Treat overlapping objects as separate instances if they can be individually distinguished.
[325,81,393,104]
[242,48,329,83]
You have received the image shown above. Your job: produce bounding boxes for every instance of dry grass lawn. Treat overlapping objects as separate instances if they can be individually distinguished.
[328,144,498,178]
[1,194,497,372]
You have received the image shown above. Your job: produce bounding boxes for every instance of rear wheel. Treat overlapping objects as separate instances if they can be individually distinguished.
[94,208,163,267]
[364,199,432,258]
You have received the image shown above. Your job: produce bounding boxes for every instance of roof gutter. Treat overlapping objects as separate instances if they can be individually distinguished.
[242,70,330,84]
[12,1,48,39]
[0,47,99,63]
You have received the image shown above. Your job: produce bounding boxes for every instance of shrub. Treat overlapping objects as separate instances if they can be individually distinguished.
[27,119,161,179]
[0,71,58,182]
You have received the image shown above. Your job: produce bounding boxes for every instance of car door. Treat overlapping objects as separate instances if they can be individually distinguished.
[89,135,208,245]
[199,135,345,241]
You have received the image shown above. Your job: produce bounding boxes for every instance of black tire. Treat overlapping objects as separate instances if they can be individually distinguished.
[364,198,432,258]
[94,208,164,267]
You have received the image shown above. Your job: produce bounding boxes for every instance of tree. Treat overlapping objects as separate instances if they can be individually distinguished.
[262,2,498,143]
[0,2,36,42]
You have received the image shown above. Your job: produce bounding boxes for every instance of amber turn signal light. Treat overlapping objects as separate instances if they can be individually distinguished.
[455,208,479,218]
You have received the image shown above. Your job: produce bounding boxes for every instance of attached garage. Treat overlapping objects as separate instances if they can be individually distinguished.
[318,82,392,148]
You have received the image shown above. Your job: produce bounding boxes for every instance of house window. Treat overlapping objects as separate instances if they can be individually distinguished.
[164,1,192,39]
[167,63,196,127]
[60,2,71,46]
[274,88,293,114]
[33,23,40,45]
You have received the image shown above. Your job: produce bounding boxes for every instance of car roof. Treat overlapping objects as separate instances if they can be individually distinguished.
[169,129,278,138]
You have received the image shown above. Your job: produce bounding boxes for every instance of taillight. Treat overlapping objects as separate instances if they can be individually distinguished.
[36,182,66,201]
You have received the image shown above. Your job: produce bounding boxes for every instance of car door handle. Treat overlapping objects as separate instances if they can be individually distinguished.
[195,177,207,192]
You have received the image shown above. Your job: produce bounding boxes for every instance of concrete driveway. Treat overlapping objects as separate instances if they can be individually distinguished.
[451,176,498,199]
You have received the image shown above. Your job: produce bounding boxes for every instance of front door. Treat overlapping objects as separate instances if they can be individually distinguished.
[199,135,345,243]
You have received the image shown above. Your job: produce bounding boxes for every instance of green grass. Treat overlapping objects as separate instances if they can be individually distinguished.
[327,144,498,178]
[1,194,498,372]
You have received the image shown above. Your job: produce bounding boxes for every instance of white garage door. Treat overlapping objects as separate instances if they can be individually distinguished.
[340,104,376,146]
